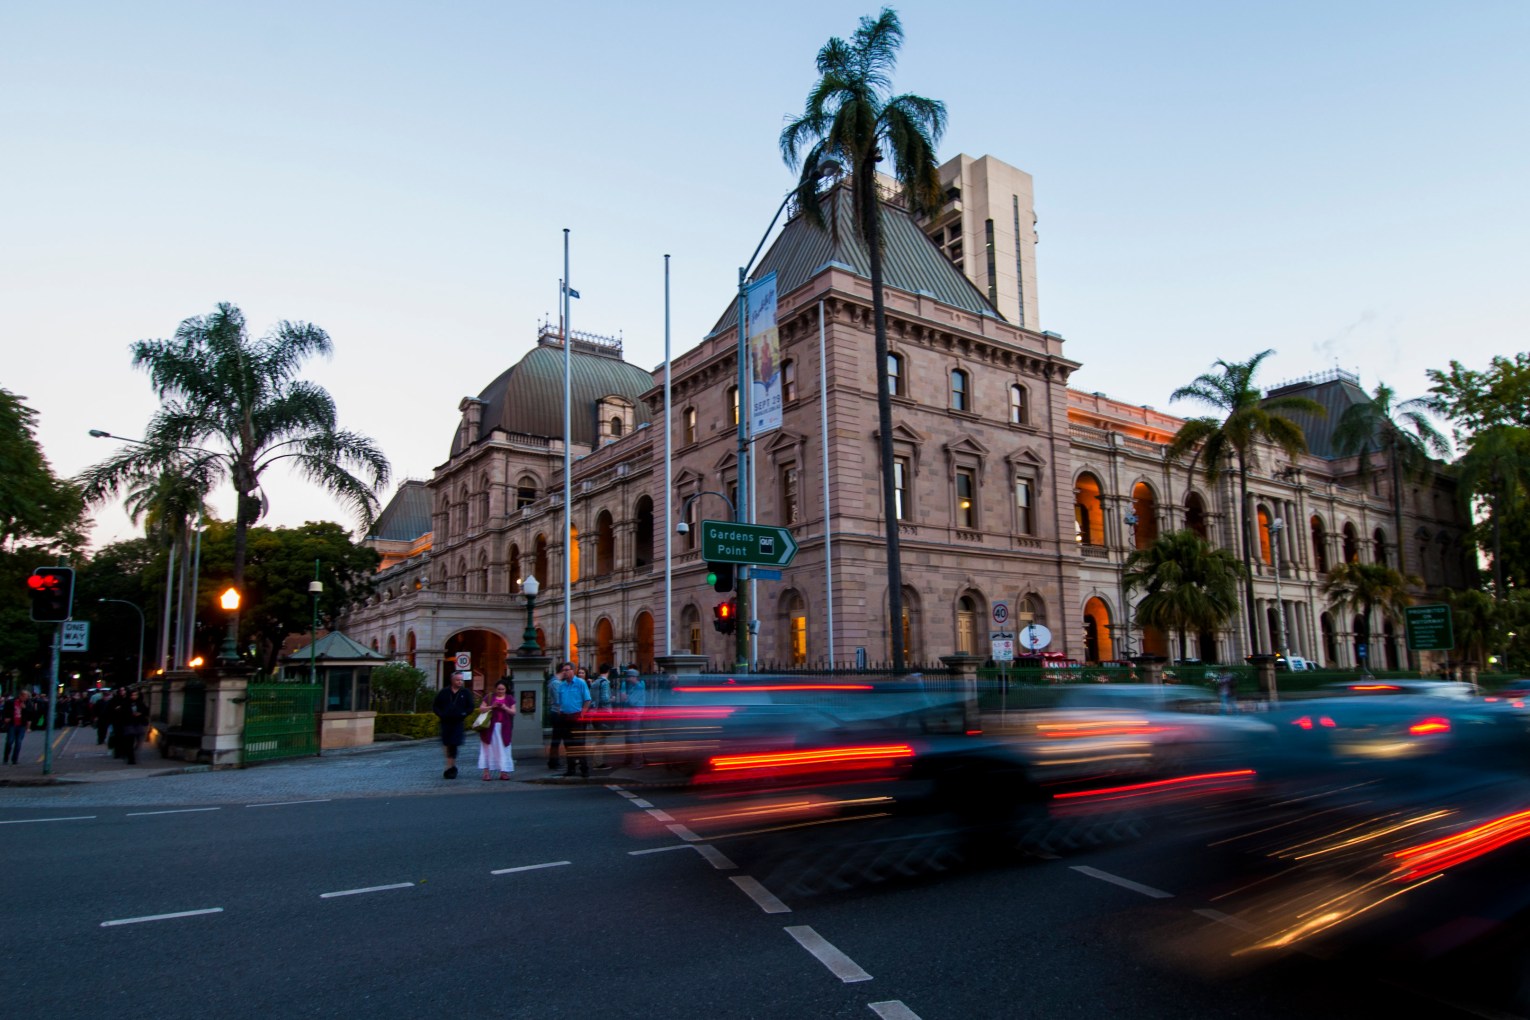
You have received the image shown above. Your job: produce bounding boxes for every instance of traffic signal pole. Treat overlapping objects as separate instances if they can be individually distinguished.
[43,623,60,775]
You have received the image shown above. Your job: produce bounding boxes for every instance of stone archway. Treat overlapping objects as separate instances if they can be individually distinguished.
[442,628,510,690]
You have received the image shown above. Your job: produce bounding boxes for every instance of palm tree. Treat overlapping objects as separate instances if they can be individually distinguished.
[1320,561,1420,674]
[781,7,945,669]
[79,303,390,594]
[1331,382,1450,575]
[1167,350,1324,655]
[1454,424,1530,599]
[1124,529,1246,663]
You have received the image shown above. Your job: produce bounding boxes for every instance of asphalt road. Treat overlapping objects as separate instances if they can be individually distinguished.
[1,754,1518,1019]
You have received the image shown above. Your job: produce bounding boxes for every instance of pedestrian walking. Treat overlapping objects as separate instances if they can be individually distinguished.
[432,672,477,779]
[91,688,111,746]
[476,681,515,781]
[119,689,151,765]
[616,667,646,766]
[1216,671,1237,714]
[547,661,591,778]
[3,690,38,765]
[587,663,614,770]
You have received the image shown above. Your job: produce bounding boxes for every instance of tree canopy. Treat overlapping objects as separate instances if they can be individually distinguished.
[1124,529,1246,662]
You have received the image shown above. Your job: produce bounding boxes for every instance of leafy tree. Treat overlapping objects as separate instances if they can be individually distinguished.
[77,303,390,596]
[1435,587,1500,670]
[1426,353,1530,436]
[1167,350,1324,655]
[370,661,431,713]
[0,387,87,553]
[781,7,945,669]
[1454,425,1530,598]
[1124,530,1246,663]
[1331,381,1450,581]
[194,519,379,671]
[1321,561,1420,674]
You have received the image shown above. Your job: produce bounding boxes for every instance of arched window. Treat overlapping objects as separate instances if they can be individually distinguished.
[1186,492,1209,541]
[1074,473,1104,546]
[595,510,615,576]
[895,585,922,663]
[517,476,538,510]
[1320,612,1338,666]
[887,352,904,397]
[610,416,624,439]
[1256,506,1274,564]
[634,496,654,568]
[782,590,808,665]
[782,359,797,403]
[535,534,549,584]
[1083,597,1113,663]
[568,524,580,584]
[681,605,702,655]
[1009,384,1027,425]
[1342,523,1360,564]
[1311,515,1329,573]
[387,634,397,657]
[406,631,416,668]
[956,595,978,655]
[1131,482,1159,549]
[1373,528,1387,566]
[595,617,614,669]
[508,544,521,592]
[475,551,489,593]
[949,369,969,411]
[633,611,654,672]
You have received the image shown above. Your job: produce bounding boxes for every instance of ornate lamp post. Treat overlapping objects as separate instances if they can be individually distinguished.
[1120,510,1138,662]
[308,560,323,685]
[516,575,542,656]
[1270,517,1290,662]
[217,586,241,666]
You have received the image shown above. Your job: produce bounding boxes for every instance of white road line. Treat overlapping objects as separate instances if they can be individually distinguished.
[630,798,654,808]
[490,861,571,875]
[127,808,222,817]
[246,799,331,808]
[0,815,96,825]
[786,925,873,983]
[628,844,694,855]
[1194,907,1257,932]
[605,784,627,792]
[730,875,792,914]
[666,823,701,842]
[615,790,640,799]
[869,1001,924,1020]
[319,882,416,899]
[101,907,223,927]
[645,807,675,822]
[1070,865,1174,900]
[694,844,737,870]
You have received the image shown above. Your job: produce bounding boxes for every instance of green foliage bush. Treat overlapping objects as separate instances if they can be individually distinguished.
[372,713,439,739]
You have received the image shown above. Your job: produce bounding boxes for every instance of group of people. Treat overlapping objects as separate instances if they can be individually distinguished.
[428,661,647,781]
[1,685,151,766]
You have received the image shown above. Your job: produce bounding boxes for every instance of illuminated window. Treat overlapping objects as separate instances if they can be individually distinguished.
[728,386,739,426]
[683,407,697,445]
[956,470,976,528]
[782,359,797,402]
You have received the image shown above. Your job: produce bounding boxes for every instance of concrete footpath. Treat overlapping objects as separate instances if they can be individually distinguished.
[0,725,658,808]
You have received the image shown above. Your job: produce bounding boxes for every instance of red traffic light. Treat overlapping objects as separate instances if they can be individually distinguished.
[27,573,59,591]
[28,566,75,622]
[718,601,734,620]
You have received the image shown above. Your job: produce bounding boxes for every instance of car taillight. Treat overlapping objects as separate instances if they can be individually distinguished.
[1408,717,1451,735]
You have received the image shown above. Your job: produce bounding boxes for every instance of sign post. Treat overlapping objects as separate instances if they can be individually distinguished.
[62,621,89,652]
[1405,604,1454,651]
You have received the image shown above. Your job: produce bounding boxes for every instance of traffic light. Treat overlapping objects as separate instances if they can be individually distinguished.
[706,561,734,593]
[28,566,75,623]
[713,599,737,634]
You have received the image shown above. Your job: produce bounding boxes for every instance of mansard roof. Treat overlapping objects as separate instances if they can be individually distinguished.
[369,479,432,541]
[1264,369,1373,461]
[709,186,999,337]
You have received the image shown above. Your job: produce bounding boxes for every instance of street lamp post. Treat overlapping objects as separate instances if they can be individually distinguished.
[97,598,145,689]
[1120,510,1138,662]
[516,575,542,656]
[1270,518,1290,662]
[308,560,323,686]
[217,587,241,667]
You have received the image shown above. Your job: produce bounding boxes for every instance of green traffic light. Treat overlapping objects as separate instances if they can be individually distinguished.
[706,570,719,586]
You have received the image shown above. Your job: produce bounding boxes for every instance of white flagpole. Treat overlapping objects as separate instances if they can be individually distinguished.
[563,229,573,665]
[663,254,673,656]
[819,299,834,664]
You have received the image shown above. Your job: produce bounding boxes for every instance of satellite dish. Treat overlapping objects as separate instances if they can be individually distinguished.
[1018,623,1052,651]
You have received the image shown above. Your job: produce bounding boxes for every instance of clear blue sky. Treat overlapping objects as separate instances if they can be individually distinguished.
[5,1,1526,545]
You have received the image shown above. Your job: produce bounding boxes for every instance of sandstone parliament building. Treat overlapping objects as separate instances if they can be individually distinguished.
[339,154,1470,684]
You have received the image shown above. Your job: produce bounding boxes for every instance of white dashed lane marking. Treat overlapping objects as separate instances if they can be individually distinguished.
[628,844,693,855]
[694,844,737,870]
[786,925,873,983]
[666,823,702,842]
[0,816,96,825]
[127,808,222,817]
[101,908,223,927]
[869,1002,924,1019]
[730,875,791,914]
[491,861,571,876]
[1070,865,1174,899]
[319,882,415,899]
[246,799,331,808]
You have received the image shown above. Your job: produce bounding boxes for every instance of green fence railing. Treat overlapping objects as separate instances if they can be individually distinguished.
[243,683,321,764]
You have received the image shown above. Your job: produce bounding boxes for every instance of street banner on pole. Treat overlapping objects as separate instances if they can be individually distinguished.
[747,272,782,435]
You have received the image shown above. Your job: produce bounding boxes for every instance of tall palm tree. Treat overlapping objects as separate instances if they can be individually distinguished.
[1167,350,1323,656]
[781,7,945,670]
[1331,381,1450,575]
[79,303,390,593]
[1454,424,1530,599]
[1320,561,1420,674]
[1124,529,1246,662]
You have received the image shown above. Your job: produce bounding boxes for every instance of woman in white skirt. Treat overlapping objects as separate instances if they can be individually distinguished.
[477,681,516,780]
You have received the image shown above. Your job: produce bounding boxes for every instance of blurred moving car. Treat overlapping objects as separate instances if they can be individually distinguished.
[1321,679,1476,700]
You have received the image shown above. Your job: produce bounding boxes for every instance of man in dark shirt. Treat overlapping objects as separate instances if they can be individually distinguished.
[431,672,477,779]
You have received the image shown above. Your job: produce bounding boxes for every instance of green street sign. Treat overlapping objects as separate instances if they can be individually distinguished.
[700,520,799,567]
[1405,603,1454,651]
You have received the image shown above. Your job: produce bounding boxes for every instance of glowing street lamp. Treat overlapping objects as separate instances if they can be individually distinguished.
[516,575,542,656]
[217,586,241,666]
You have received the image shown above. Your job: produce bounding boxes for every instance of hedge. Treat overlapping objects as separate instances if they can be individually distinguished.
[373,713,439,739]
